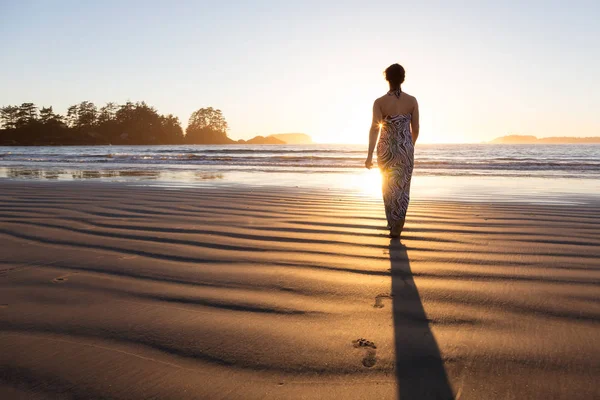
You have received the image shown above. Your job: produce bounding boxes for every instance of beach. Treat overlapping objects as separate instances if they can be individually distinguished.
[1,180,599,399]
[3,0,600,396]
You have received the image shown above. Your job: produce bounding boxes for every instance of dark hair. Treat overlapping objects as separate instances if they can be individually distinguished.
[385,64,405,90]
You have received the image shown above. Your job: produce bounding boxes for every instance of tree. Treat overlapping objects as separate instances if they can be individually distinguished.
[39,107,53,124]
[185,107,231,144]
[66,105,78,128]
[65,101,98,129]
[161,114,184,143]
[36,106,68,144]
[1,99,186,145]
[98,102,118,125]
[16,103,38,128]
[39,106,65,126]
[0,106,19,129]
[111,101,183,144]
[75,101,97,128]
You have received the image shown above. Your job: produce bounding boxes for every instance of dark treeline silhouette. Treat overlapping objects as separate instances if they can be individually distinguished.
[0,102,231,145]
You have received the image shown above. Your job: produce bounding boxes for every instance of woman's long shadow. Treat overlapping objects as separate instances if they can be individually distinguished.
[389,239,454,399]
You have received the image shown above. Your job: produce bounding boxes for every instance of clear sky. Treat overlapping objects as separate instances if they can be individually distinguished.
[1,0,599,143]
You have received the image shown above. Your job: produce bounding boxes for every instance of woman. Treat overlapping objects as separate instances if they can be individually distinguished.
[365,63,419,238]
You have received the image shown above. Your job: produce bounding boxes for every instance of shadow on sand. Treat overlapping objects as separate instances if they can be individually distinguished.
[390,239,454,399]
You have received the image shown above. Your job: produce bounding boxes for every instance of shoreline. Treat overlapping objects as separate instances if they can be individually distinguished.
[1,171,599,206]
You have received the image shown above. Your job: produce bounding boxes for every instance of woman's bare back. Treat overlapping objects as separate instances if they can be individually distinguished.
[371,91,419,145]
[375,91,418,118]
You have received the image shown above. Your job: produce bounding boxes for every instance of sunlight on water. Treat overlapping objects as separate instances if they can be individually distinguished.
[1,144,599,204]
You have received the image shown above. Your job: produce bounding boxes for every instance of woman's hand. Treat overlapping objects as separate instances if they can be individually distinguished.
[365,156,373,170]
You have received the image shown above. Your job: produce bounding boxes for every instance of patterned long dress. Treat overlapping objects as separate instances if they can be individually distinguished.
[377,112,414,227]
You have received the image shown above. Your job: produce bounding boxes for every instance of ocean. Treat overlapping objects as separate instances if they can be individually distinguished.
[1,144,599,203]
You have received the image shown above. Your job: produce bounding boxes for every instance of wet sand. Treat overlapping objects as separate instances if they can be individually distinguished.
[0,181,599,399]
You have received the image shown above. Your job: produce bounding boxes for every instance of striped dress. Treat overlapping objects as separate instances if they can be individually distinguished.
[377,101,414,227]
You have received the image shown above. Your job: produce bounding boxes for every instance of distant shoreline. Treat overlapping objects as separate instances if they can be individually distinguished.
[4,142,600,147]
[489,135,600,144]
[0,142,314,147]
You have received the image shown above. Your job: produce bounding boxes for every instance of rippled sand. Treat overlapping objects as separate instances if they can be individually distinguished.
[0,181,599,399]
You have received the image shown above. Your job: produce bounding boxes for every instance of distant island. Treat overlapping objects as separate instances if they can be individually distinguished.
[0,101,312,146]
[237,133,313,145]
[269,133,313,144]
[490,135,600,144]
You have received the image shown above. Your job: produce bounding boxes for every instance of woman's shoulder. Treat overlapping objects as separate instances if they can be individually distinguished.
[374,94,388,104]
[401,91,417,103]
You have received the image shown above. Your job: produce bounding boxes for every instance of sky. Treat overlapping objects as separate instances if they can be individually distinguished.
[1,0,599,144]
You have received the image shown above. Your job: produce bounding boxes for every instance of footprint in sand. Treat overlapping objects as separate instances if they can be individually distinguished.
[51,273,75,284]
[352,338,377,368]
[373,293,393,308]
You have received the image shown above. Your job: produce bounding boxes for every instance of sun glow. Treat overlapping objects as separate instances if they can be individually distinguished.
[349,168,382,198]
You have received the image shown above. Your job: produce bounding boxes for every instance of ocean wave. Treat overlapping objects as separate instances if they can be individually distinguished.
[2,155,599,170]
[1,144,599,178]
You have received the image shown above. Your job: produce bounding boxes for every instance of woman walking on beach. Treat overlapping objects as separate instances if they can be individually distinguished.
[365,64,420,237]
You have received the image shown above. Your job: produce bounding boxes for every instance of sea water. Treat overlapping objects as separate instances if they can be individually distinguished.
[1,144,598,203]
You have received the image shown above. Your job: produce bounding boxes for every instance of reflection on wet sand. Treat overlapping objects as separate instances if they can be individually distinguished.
[7,168,65,180]
[195,172,224,180]
[0,167,224,183]
[72,170,120,179]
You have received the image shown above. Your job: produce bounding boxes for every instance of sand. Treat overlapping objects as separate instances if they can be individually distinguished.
[0,180,599,399]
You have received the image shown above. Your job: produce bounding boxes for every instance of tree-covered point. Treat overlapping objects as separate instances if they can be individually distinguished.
[0,102,231,145]
[186,107,233,144]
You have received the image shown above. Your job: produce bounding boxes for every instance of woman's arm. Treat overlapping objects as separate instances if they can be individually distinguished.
[365,100,382,169]
[411,98,420,145]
